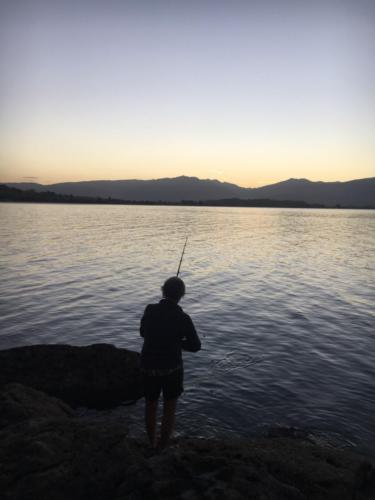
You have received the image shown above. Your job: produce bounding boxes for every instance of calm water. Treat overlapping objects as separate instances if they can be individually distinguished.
[1,203,374,455]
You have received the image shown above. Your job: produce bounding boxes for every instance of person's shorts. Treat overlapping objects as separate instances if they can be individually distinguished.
[143,368,184,402]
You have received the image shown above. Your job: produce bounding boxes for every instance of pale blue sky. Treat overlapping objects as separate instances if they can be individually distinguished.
[1,0,374,186]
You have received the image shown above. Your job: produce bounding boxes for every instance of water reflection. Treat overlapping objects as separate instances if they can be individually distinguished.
[0,203,374,456]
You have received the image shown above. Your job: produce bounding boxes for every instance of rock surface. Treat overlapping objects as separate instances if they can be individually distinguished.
[0,383,374,500]
[0,382,74,429]
[118,438,375,500]
[0,383,132,500]
[0,344,143,408]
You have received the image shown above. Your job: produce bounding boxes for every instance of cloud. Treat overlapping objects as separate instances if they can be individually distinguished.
[22,176,39,180]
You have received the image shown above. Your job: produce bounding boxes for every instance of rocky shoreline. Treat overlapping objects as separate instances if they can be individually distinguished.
[0,343,143,408]
[1,344,374,499]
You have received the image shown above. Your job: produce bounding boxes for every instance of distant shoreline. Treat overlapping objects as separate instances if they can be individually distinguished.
[1,200,374,210]
[1,185,374,209]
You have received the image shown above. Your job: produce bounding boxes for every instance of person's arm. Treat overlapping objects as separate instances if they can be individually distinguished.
[181,315,201,352]
[140,305,151,338]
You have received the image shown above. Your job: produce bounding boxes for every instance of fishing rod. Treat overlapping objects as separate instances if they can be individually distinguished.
[176,236,188,277]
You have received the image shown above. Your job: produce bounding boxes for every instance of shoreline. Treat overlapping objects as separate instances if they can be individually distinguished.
[1,200,374,210]
[1,184,374,209]
[1,344,374,499]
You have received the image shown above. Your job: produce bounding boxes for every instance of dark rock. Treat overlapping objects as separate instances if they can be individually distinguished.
[0,344,143,408]
[114,438,375,500]
[0,353,374,500]
[0,416,133,500]
[1,393,374,500]
[0,383,74,429]
[0,383,133,500]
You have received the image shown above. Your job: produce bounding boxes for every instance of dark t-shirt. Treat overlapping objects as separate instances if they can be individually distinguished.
[140,298,201,370]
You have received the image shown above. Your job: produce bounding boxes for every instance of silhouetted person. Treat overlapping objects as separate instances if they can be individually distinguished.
[140,276,201,449]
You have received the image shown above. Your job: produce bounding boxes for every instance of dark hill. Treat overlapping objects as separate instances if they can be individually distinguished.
[5,176,375,207]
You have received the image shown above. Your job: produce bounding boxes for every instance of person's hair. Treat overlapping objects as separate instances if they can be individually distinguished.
[162,276,186,301]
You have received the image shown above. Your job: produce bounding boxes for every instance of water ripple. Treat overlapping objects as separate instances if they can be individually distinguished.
[0,203,374,457]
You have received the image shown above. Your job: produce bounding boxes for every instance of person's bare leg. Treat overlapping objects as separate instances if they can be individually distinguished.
[159,398,178,449]
[145,399,158,448]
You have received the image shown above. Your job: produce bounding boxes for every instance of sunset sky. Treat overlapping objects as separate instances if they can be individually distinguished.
[1,0,374,188]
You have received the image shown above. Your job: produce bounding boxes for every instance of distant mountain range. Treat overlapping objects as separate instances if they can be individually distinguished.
[5,176,375,207]
[0,184,327,208]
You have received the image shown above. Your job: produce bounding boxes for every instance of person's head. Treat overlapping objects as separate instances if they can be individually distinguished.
[162,276,186,303]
